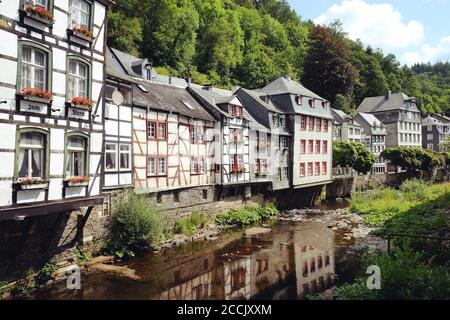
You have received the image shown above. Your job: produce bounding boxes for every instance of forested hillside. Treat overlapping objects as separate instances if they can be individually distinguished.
[107,0,450,115]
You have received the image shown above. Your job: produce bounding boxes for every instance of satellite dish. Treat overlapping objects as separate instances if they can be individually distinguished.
[112,90,124,106]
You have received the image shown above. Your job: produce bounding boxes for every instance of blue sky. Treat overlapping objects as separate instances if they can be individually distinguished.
[287,0,450,65]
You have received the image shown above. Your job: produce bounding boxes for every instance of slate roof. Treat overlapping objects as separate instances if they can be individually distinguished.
[133,80,214,121]
[423,116,444,126]
[260,77,325,100]
[331,108,349,124]
[188,86,236,118]
[357,92,419,113]
[357,112,384,128]
[237,88,285,114]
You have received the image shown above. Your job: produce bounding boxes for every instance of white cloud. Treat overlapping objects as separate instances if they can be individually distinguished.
[315,0,424,50]
[402,36,450,65]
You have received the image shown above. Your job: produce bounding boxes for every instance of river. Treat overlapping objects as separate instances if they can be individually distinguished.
[35,200,363,300]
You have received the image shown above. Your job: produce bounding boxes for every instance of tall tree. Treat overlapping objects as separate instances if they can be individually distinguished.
[301,25,356,104]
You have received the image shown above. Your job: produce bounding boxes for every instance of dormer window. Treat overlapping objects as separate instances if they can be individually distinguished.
[230,105,243,117]
[309,99,315,108]
[279,116,286,128]
[296,96,303,106]
[273,115,279,127]
[146,68,152,81]
[322,101,328,109]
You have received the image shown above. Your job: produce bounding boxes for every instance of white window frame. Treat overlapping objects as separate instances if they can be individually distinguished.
[105,143,118,172]
[68,60,88,99]
[21,46,47,90]
[119,143,131,170]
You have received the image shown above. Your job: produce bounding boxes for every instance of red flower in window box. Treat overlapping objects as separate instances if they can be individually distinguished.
[25,4,54,23]
[20,88,53,101]
[65,176,89,184]
[72,24,95,40]
[71,97,93,108]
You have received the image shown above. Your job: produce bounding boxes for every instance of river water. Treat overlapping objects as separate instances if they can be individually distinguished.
[36,200,361,300]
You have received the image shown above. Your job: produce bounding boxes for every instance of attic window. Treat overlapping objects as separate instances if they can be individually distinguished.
[296,96,303,106]
[322,101,328,109]
[309,99,315,108]
[138,85,148,93]
[182,100,195,110]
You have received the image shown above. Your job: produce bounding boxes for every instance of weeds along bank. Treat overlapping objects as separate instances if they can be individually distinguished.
[336,180,450,300]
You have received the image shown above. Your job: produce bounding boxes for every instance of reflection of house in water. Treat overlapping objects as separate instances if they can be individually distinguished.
[293,225,336,298]
[153,223,337,300]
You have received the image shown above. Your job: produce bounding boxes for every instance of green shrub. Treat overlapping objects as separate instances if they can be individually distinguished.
[35,262,56,286]
[216,203,279,226]
[336,247,450,300]
[105,190,163,258]
[173,212,209,236]
[400,179,429,201]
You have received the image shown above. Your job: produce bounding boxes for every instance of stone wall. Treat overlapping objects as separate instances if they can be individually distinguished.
[0,205,107,282]
[326,169,450,199]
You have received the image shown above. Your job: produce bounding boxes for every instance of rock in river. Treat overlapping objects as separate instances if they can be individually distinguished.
[244,227,272,238]
[88,263,141,281]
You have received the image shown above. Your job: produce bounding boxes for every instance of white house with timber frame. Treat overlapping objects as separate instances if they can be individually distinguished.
[0,0,110,219]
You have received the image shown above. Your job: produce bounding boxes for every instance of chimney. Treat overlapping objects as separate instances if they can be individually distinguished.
[385,90,392,100]
[168,76,172,85]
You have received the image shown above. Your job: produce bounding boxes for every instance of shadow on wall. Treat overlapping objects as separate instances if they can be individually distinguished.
[0,206,105,281]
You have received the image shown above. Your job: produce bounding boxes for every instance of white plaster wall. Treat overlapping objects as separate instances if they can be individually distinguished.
[49,153,64,176]
[106,103,118,119]
[0,153,15,178]
[52,9,68,38]
[53,48,66,71]
[119,105,131,122]
[0,29,18,58]
[54,0,69,11]
[0,181,13,205]
[50,128,65,150]
[91,132,103,153]
[17,190,45,204]
[48,179,63,200]
[2,0,20,20]
[119,121,132,137]
[0,123,17,149]
[52,72,66,96]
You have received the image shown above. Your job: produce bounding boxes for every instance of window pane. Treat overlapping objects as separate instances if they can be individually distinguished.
[31,149,42,177]
[22,47,32,63]
[18,149,29,178]
[106,144,116,151]
[105,152,116,170]
[34,50,45,67]
[68,137,85,150]
[21,133,43,147]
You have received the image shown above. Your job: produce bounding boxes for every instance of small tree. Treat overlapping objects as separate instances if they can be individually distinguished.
[333,141,375,174]
[353,143,376,174]
[105,190,163,258]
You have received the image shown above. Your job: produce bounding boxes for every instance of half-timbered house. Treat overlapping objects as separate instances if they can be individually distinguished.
[188,85,252,198]
[0,0,110,219]
[107,48,217,207]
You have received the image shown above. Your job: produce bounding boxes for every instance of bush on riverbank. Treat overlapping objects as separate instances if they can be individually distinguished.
[215,203,279,227]
[105,190,163,258]
[336,247,450,300]
[172,212,209,236]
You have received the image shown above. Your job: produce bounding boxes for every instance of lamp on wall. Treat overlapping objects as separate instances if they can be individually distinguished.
[51,108,61,112]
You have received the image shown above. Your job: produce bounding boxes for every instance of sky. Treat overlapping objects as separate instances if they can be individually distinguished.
[287,0,450,65]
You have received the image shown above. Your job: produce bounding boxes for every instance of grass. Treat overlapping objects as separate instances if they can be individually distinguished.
[215,203,279,227]
[172,212,209,236]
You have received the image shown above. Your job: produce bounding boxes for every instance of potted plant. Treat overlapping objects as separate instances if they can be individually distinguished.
[24,3,54,26]
[17,177,49,190]
[69,23,95,42]
[19,88,53,103]
[65,176,89,187]
[70,97,93,110]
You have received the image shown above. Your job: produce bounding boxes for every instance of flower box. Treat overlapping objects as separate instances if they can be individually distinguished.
[70,97,93,110]
[22,4,54,27]
[64,176,89,187]
[18,88,53,104]
[16,178,49,190]
[68,27,95,43]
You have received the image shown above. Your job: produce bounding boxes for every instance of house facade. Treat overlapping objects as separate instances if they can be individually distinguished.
[422,115,450,151]
[188,86,251,195]
[331,109,363,143]
[0,0,110,217]
[234,87,291,191]
[355,112,387,173]
[357,91,422,148]
[107,49,216,206]
[256,76,333,189]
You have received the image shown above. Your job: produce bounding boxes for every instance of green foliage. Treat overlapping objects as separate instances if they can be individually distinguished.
[301,25,356,105]
[400,179,429,201]
[336,247,450,300]
[107,10,142,57]
[333,141,374,174]
[173,212,209,236]
[75,246,93,265]
[215,203,279,226]
[105,190,163,259]
[334,94,353,114]
[381,147,444,172]
[35,262,56,286]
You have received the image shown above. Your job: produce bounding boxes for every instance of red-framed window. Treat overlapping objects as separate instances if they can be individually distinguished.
[322,162,327,175]
[148,156,167,176]
[316,118,322,131]
[300,163,306,177]
[230,105,243,117]
[307,162,313,176]
[323,140,328,154]
[309,117,314,131]
[190,126,206,144]
[191,157,206,175]
[315,140,321,154]
[324,120,329,132]
[315,162,320,176]
[300,116,307,130]
[300,140,306,154]
[147,120,167,140]
[308,140,314,154]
